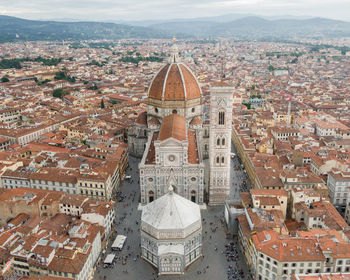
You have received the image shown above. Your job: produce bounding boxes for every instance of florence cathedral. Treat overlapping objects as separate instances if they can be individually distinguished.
[128,43,234,274]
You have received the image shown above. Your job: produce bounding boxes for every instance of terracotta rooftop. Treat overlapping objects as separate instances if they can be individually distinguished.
[240,192,252,207]
[256,196,280,206]
[148,63,201,101]
[145,132,159,165]
[251,189,288,197]
[292,273,350,280]
[136,111,147,125]
[158,113,186,142]
[188,130,199,164]
[148,117,160,125]
[211,81,232,87]
[190,116,202,125]
[253,231,325,262]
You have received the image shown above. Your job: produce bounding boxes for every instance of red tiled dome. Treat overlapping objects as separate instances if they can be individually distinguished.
[148,63,201,101]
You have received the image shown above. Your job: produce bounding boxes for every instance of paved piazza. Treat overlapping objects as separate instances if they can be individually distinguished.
[94,143,250,280]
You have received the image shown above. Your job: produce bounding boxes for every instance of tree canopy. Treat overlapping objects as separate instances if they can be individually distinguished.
[1,76,9,83]
[54,71,76,82]
[53,88,68,98]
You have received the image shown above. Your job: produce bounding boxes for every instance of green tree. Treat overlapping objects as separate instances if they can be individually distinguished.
[88,83,98,90]
[54,71,75,82]
[0,58,22,69]
[242,103,251,109]
[54,71,66,80]
[52,88,66,98]
[1,76,9,83]
[34,56,62,66]
[100,99,105,109]
[268,65,275,71]
[340,47,348,55]
[37,79,51,85]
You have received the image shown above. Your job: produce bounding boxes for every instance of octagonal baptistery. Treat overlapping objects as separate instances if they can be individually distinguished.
[141,186,202,275]
[147,57,203,123]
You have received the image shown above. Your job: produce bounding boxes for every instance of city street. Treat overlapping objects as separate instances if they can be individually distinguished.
[230,141,250,202]
[94,144,250,280]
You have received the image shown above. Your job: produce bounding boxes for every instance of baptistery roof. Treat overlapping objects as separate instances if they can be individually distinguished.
[141,186,201,231]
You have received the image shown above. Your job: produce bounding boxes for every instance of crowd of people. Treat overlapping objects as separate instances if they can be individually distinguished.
[224,242,246,279]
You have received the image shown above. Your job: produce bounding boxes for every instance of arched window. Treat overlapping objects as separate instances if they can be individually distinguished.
[221,156,225,164]
[148,191,154,203]
[218,111,225,125]
[216,156,220,164]
[217,138,220,146]
[205,144,208,151]
[191,190,196,203]
[222,138,225,146]
[172,109,177,114]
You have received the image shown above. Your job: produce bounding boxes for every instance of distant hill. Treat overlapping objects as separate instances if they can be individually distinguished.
[149,16,350,39]
[0,15,350,42]
[115,13,313,27]
[0,15,170,42]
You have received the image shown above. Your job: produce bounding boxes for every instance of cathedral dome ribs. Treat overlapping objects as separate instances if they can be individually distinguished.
[147,62,201,108]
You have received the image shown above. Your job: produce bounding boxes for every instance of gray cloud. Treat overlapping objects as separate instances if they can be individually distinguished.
[0,0,349,21]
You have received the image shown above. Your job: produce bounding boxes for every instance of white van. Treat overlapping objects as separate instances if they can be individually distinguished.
[111,235,127,251]
[103,254,116,268]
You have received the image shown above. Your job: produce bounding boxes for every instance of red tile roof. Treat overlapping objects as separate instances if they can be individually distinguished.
[148,63,201,101]
[158,113,186,141]
[188,130,199,164]
[145,132,159,165]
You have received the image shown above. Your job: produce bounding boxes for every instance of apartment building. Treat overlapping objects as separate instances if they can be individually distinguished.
[327,169,350,207]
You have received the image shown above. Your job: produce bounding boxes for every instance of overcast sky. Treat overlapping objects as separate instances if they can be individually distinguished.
[1,0,350,22]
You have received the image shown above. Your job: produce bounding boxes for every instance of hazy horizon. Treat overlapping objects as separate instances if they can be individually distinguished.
[1,0,350,22]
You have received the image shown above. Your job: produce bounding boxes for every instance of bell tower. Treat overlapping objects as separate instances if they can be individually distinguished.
[208,81,234,205]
